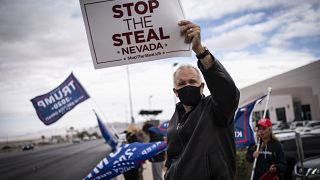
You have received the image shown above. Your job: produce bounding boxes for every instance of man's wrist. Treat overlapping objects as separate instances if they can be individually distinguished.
[194,45,206,55]
[196,46,210,60]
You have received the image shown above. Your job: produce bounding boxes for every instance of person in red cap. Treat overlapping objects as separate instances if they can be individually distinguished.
[246,118,287,180]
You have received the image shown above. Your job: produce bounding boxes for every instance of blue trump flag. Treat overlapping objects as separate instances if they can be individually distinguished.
[31,73,89,125]
[234,95,266,149]
[84,141,167,180]
[147,120,170,137]
[148,127,166,137]
[95,111,118,151]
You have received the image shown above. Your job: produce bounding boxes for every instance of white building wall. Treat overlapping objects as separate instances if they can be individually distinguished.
[253,95,295,123]
[239,60,320,120]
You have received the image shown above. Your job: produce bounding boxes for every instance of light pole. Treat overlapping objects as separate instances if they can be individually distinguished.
[172,63,178,106]
[126,65,135,123]
[149,95,153,110]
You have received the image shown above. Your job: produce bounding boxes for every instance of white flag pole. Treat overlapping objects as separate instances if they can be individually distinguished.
[262,87,272,119]
[250,87,272,180]
[90,98,120,139]
[71,71,120,140]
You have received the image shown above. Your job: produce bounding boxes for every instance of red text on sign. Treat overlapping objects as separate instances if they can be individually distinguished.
[112,27,169,46]
[112,0,159,18]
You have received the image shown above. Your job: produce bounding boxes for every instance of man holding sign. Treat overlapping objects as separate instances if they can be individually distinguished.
[165,20,240,180]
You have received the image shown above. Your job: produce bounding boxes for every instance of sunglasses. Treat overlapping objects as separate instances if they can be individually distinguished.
[257,126,269,131]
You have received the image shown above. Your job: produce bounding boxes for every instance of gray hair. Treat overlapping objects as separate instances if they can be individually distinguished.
[173,64,202,84]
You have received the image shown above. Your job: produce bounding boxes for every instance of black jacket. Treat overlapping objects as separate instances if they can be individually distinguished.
[246,140,286,180]
[165,56,240,180]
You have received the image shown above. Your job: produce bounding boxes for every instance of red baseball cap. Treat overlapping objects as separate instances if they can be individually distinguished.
[257,118,272,127]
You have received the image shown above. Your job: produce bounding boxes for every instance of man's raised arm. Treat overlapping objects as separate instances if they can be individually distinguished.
[179,20,240,125]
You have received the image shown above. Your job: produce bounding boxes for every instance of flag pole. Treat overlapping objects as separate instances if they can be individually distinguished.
[71,71,120,138]
[90,99,120,138]
[262,87,272,119]
[92,108,120,137]
[250,87,272,180]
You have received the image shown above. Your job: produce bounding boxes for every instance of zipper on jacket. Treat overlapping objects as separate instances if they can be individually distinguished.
[176,122,186,151]
[173,122,185,180]
[205,154,212,179]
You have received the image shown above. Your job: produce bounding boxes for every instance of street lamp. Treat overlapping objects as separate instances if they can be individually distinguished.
[172,62,178,106]
[149,95,153,110]
[126,65,135,124]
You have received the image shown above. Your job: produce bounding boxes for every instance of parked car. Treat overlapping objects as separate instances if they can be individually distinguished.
[274,129,295,140]
[272,121,290,131]
[90,136,97,140]
[299,127,320,135]
[72,138,82,144]
[290,121,309,130]
[278,133,320,179]
[83,136,90,141]
[296,120,320,133]
[22,144,34,151]
[293,155,320,179]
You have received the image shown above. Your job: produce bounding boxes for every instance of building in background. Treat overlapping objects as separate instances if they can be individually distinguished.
[240,60,320,124]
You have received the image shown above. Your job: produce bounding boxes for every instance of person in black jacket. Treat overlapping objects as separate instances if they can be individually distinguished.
[246,118,286,180]
[143,123,166,180]
[164,20,240,180]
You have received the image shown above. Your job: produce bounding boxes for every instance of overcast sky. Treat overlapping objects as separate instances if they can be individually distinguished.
[0,0,319,139]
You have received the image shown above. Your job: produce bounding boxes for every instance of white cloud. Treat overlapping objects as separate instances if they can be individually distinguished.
[182,0,306,20]
[205,25,266,50]
[221,47,317,88]
[211,13,266,34]
[201,1,320,52]
[182,0,320,22]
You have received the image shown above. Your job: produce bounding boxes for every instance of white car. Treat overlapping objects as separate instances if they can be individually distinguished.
[272,121,289,130]
[306,120,320,128]
[290,121,309,130]
[300,127,320,135]
[274,129,296,140]
[296,120,320,133]
[83,136,90,141]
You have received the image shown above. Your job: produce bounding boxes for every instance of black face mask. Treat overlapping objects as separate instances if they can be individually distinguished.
[176,85,202,106]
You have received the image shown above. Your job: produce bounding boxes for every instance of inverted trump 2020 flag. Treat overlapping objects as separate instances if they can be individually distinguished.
[95,111,118,151]
[85,141,167,180]
[31,73,90,125]
[234,95,266,149]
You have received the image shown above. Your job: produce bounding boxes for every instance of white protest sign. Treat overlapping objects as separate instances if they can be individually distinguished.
[80,0,191,69]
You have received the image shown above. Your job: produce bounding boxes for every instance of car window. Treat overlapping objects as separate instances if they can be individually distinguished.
[281,134,320,157]
[302,135,320,157]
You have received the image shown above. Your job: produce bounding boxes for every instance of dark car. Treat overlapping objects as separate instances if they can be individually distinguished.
[277,133,320,179]
[22,144,34,151]
[293,155,320,179]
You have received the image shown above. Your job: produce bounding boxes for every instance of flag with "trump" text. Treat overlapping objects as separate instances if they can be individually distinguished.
[31,73,90,125]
